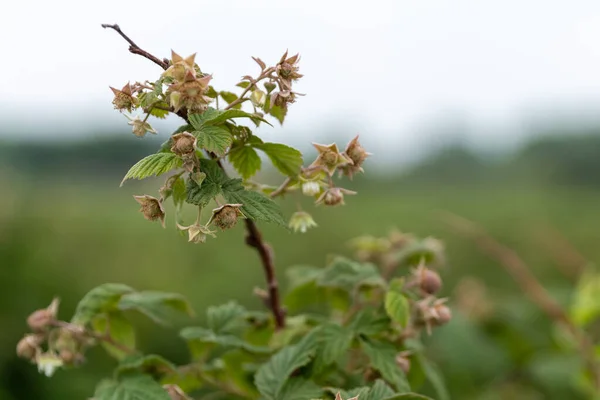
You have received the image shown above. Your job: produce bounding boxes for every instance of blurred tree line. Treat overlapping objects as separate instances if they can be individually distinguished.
[2,128,599,186]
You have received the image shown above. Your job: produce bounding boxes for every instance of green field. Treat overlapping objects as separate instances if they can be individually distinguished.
[1,172,597,399]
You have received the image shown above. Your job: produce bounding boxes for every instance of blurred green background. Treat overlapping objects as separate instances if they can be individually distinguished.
[1,126,599,399]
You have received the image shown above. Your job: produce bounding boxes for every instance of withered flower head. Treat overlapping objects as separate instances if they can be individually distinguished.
[125,114,157,138]
[340,135,371,179]
[167,73,213,113]
[315,187,356,206]
[163,50,197,81]
[271,90,301,109]
[177,222,216,244]
[309,142,353,175]
[110,83,137,112]
[133,195,165,227]
[276,50,303,90]
[208,204,245,230]
[170,132,197,157]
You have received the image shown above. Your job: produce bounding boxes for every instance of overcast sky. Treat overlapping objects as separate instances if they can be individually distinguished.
[2,0,600,160]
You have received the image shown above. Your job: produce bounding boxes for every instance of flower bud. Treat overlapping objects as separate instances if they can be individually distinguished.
[27,310,54,332]
[170,132,197,157]
[16,334,44,360]
[316,187,356,206]
[27,298,59,332]
[433,303,452,326]
[288,211,317,233]
[58,349,75,365]
[301,181,321,196]
[412,264,442,295]
[133,195,165,227]
[164,384,191,400]
[395,351,412,374]
[209,204,245,230]
[251,89,266,107]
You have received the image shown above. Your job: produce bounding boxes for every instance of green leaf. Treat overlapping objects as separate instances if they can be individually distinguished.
[318,257,384,292]
[367,380,395,400]
[186,178,220,207]
[116,354,176,378]
[314,323,354,371]
[94,374,171,400]
[205,86,218,98]
[385,291,410,328]
[254,143,303,176]
[570,268,600,326]
[361,339,410,393]
[190,108,271,128]
[384,394,433,400]
[220,91,242,109]
[71,283,134,325]
[171,176,186,208]
[269,105,287,125]
[185,159,227,207]
[180,327,270,354]
[206,301,246,334]
[229,145,262,179]
[118,291,194,325]
[121,153,182,186]
[222,180,286,226]
[416,353,449,400]
[277,378,322,400]
[194,125,232,155]
[349,308,391,336]
[237,81,251,89]
[255,331,320,400]
[92,311,135,360]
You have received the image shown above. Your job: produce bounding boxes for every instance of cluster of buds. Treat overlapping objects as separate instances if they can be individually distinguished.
[164,51,212,113]
[269,51,303,110]
[16,299,90,377]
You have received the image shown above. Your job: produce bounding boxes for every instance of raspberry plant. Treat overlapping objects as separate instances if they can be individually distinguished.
[16,24,452,400]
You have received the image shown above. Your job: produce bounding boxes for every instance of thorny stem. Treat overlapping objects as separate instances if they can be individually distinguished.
[103,23,286,329]
[52,320,137,355]
[439,211,600,390]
